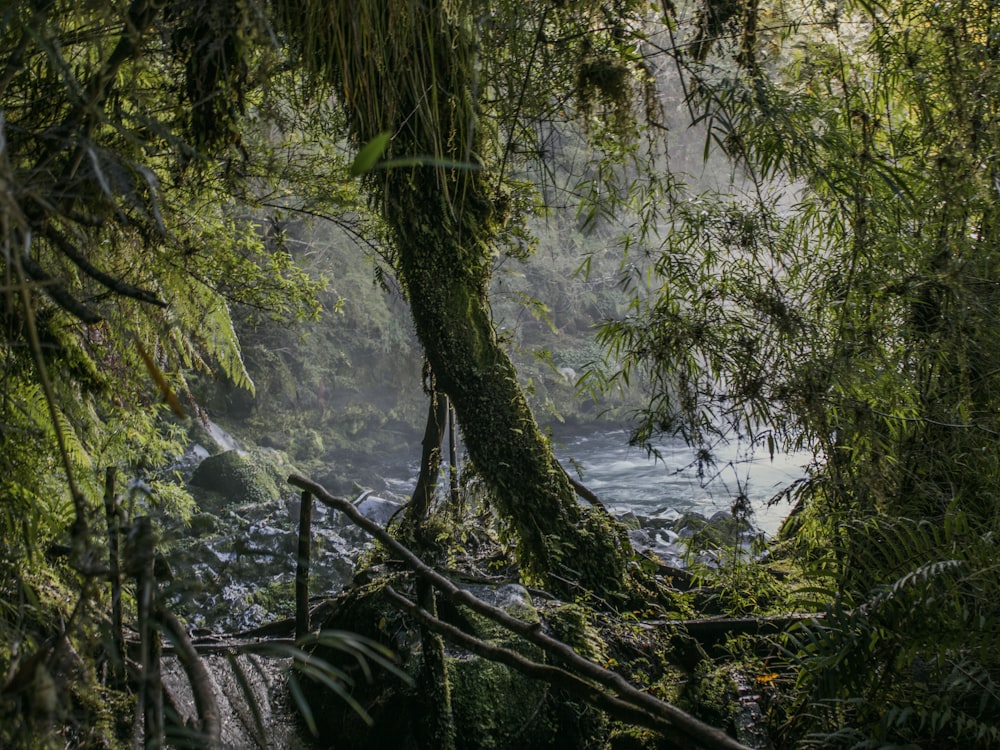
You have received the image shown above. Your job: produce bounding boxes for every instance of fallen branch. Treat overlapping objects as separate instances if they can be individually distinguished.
[157,607,222,750]
[288,473,751,750]
[648,612,824,645]
[384,585,679,737]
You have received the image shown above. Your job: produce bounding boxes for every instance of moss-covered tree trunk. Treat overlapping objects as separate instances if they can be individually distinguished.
[284,0,629,594]
[388,178,626,590]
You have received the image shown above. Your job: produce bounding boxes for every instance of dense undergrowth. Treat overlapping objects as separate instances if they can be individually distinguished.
[5,0,1000,747]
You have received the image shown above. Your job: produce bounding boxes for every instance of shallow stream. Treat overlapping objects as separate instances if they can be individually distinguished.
[171,423,810,632]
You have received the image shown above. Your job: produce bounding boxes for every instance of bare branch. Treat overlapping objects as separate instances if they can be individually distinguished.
[44,226,166,307]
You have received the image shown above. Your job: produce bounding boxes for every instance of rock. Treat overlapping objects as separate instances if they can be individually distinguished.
[649,506,683,525]
[685,510,754,550]
[258,433,291,451]
[353,493,403,527]
[615,510,642,530]
[170,443,211,481]
[190,450,282,506]
[457,582,532,613]
[627,528,653,549]
[628,527,686,569]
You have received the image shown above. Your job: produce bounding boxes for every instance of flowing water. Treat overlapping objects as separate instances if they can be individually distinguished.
[547,427,811,537]
[173,424,795,748]
[384,426,810,537]
[174,423,810,632]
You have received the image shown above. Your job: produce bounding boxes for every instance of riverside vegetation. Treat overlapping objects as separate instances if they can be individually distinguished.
[3,1,1000,748]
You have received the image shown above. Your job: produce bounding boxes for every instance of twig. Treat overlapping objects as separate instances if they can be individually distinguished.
[559,461,609,512]
[43,226,166,307]
[125,517,162,750]
[295,490,313,640]
[105,468,125,686]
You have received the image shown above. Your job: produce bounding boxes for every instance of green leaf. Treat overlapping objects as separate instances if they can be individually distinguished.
[373,156,482,172]
[349,132,392,176]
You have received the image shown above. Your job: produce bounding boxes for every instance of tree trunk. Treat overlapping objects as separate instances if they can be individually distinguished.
[406,384,449,527]
[307,0,630,595]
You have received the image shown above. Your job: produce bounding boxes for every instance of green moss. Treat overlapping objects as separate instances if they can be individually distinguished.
[289,428,325,462]
[544,603,607,663]
[679,662,739,734]
[189,449,282,506]
[248,579,296,620]
[449,654,553,750]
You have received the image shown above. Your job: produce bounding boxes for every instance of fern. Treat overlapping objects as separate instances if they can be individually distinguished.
[777,513,1000,749]
[173,279,256,395]
[18,382,94,474]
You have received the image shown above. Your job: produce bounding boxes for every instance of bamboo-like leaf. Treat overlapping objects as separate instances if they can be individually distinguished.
[287,672,317,736]
[225,653,269,749]
[294,660,372,725]
[349,132,391,176]
[297,629,412,684]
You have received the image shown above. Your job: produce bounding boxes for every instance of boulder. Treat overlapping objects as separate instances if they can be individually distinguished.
[190,450,282,507]
[354,493,403,527]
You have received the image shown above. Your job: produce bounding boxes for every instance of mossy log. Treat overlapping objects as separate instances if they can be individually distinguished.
[648,613,824,645]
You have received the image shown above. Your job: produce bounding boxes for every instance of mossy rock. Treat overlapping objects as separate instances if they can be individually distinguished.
[289,428,325,462]
[677,662,740,736]
[189,449,282,506]
[679,512,752,551]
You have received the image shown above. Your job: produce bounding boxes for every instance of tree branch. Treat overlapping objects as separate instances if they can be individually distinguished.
[43,226,166,307]
[288,473,752,750]
[17,250,102,324]
[383,584,681,739]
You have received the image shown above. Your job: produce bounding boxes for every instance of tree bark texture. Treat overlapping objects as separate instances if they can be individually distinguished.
[313,0,630,594]
[406,387,449,526]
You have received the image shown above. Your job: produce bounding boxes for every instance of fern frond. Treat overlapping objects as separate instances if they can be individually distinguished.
[19,382,94,473]
[177,280,256,395]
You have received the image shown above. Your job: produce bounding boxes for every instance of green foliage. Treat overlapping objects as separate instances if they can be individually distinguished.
[680,661,741,734]
[0,4,326,745]
[0,0,323,556]
[584,0,1000,743]
[776,512,1000,748]
[601,0,1000,534]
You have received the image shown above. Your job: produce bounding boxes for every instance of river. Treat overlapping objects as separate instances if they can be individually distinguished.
[174,422,810,631]
[383,425,811,537]
[551,428,810,537]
